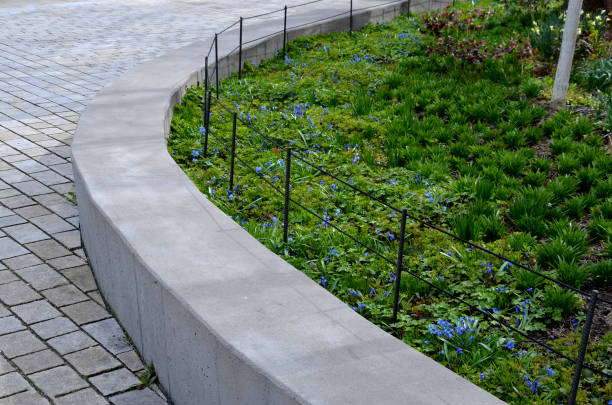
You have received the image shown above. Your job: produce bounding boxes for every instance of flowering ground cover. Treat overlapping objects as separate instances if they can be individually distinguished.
[169,1,611,403]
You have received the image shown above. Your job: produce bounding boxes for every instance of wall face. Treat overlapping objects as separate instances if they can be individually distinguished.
[73,3,506,405]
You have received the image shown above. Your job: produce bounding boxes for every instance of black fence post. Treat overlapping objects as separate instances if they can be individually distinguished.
[204,56,209,101]
[349,0,353,32]
[215,33,219,99]
[283,148,292,245]
[283,6,288,58]
[408,0,411,16]
[238,17,243,79]
[392,209,407,322]
[204,91,211,157]
[229,113,237,193]
[568,290,598,405]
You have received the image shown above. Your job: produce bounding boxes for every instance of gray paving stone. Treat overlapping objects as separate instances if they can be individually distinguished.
[2,254,42,270]
[89,368,141,396]
[0,195,36,209]
[30,317,78,340]
[0,271,18,285]
[24,239,69,260]
[0,207,13,218]
[55,388,108,405]
[82,319,131,355]
[0,316,25,335]
[116,350,144,372]
[11,160,48,174]
[12,181,52,197]
[61,300,109,325]
[60,266,97,292]
[46,202,78,219]
[0,389,50,405]
[52,230,80,249]
[46,255,85,270]
[0,281,41,306]
[0,330,45,358]
[0,372,29,397]
[29,365,88,398]
[0,304,8,318]
[88,291,105,307]
[47,330,96,355]
[30,214,73,234]
[29,171,67,186]
[11,300,60,324]
[0,237,28,260]
[0,169,31,184]
[13,205,51,220]
[12,349,63,374]
[41,284,87,307]
[2,223,48,244]
[109,389,166,405]
[0,355,14,376]
[65,346,121,376]
[15,264,67,291]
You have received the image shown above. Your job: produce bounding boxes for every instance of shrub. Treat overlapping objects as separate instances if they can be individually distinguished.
[475,179,494,201]
[563,196,585,220]
[557,153,580,175]
[520,78,543,98]
[508,232,537,251]
[509,188,551,235]
[479,214,506,242]
[548,176,578,204]
[500,151,527,176]
[555,260,587,289]
[542,109,573,136]
[523,127,543,145]
[523,171,546,187]
[531,158,551,173]
[593,177,612,200]
[547,220,588,254]
[575,57,612,91]
[352,90,373,116]
[543,286,578,322]
[469,200,495,217]
[537,239,586,269]
[575,144,598,167]
[503,129,525,149]
[586,259,612,287]
[551,137,574,155]
[593,201,612,220]
[576,166,599,192]
[454,213,481,241]
[515,268,545,291]
[569,116,594,141]
[589,217,612,241]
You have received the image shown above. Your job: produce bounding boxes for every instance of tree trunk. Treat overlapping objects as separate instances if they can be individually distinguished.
[551,0,584,110]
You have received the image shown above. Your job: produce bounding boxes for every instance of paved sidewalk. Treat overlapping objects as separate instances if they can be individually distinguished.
[0,0,401,403]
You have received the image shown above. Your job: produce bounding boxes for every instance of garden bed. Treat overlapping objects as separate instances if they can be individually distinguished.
[169,1,612,403]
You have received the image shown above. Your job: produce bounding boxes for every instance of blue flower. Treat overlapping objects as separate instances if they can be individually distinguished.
[457,347,463,355]
[480,373,485,381]
[506,340,515,350]
[255,166,262,174]
[546,367,555,376]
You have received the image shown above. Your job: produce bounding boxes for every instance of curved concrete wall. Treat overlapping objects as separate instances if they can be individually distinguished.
[73,2,505,404]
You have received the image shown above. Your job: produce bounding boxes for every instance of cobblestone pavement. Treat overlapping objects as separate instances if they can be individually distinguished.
[0,0,399,403]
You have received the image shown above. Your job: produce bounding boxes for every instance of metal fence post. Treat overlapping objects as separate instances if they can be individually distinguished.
[349,0,353,32]
[204,91,211,157]
[238,17,243,79]
[283,148,292,245]
[283,6,288,58]
[568,290,598,405]
[204,56,209,104]
[229,113,237,193]
[408,0,411,16]
[215,33,219,99]
[392,209,407,322]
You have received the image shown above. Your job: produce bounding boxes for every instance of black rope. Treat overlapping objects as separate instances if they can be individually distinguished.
[287,10,350,30]
[218,20,240,35]
[243,8,285,20]
[243,29,286,46]
[287,0,326,9]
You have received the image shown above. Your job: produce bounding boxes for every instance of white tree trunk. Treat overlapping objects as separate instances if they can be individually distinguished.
[551,0,584,110]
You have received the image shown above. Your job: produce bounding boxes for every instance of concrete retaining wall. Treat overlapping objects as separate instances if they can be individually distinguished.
[72,2,506,404]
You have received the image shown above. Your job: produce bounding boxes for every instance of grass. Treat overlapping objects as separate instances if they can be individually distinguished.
[168,0,611,403]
